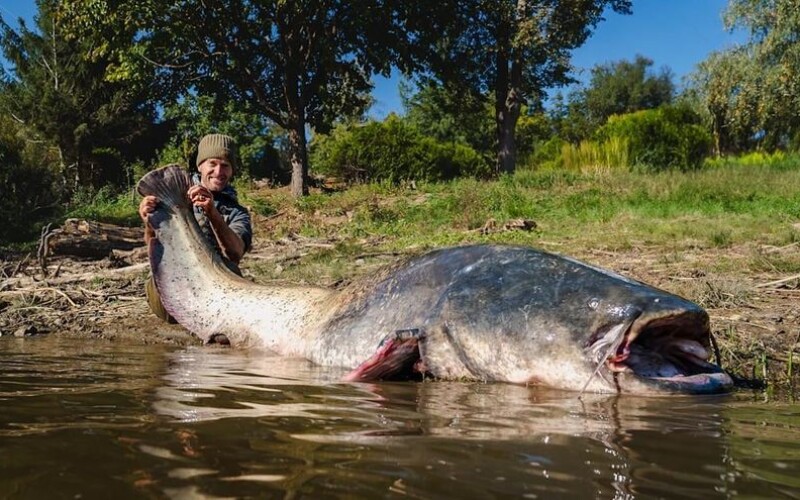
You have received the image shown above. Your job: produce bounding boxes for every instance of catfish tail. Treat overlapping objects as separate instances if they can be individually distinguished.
[136,164,192,210]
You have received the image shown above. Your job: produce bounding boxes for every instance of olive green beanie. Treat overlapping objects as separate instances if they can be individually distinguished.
[196,133,238,169]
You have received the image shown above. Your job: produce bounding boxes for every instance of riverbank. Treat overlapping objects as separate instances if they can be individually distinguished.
[2,164,799,389]
[1,224,798,390]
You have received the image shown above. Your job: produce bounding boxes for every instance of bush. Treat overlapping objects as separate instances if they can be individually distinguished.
[595,104,712,171]
[559,136,630,173]
[310,115,491,183]
[521,136,566,171]
[0,142,61,244]
[703,151,800,171]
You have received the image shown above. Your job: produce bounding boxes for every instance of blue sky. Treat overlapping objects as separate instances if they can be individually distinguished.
[1,0,745,117]
[370,0,746,117]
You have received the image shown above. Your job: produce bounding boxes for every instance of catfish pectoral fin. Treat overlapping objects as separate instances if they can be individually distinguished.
[343,329,427,382]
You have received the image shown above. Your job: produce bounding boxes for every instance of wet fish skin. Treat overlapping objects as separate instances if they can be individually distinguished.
[311,245,718,392]
[138,165,731,394]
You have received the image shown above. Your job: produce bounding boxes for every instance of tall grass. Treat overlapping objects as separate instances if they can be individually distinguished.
[560,137,629,173]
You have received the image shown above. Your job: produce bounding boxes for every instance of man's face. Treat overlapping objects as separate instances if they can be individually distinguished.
[198,158,233,192]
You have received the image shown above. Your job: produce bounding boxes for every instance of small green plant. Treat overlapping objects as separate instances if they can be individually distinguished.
[710,229,733,248]
[66,187,140,226]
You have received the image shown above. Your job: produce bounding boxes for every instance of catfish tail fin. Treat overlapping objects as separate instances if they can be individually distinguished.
[136,164,191,210]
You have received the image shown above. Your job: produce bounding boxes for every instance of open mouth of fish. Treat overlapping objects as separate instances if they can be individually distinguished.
[596,312,733,394]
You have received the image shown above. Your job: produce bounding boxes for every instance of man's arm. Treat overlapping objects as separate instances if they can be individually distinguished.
[188,185,247,264]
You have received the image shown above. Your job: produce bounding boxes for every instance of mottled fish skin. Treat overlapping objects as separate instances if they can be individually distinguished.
[138,165,332,353]
[137,165,731,394]
[309,245,715,392]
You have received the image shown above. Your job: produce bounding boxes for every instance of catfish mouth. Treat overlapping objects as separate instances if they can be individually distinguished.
[597,312,733,394]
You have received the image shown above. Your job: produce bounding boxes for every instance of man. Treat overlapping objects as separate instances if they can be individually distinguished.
[139,133,253,321]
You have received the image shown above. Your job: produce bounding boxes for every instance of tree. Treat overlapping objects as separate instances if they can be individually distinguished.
[140,0,401,197]
[687,48,761,155]
[0,0,160,192]
[401,80,494,156]
[582,55,674,131]
[402,0,631,175]
[689,0,800,153]
[158,95,285,183]
[550,55,674,144]
[0,115,61,243]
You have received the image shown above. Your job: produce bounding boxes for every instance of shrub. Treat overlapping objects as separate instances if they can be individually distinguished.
[310,115,491,183]
[0,142,61,244]
[595,104,712,171]
[703,151,800,171]
[522,136,566,171]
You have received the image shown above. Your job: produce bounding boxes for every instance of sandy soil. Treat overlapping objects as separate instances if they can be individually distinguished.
[1,227,798,386]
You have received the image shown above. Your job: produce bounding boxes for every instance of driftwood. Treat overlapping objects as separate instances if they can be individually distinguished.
[754,273,800,289]
[47,219,144,259]
[1,262,149,289]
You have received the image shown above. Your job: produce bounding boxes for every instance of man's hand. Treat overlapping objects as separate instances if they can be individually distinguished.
[138,195,158,243]
[139,195,159,223]
[188,185,217,216]
[187,185,245,264]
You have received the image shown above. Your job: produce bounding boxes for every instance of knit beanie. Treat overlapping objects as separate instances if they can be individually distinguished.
[196,134,238,169]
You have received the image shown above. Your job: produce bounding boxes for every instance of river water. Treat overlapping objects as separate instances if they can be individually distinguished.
[1,336,799,499]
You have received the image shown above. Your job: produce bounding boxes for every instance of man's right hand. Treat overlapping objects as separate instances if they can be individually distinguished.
[139,195,158,223]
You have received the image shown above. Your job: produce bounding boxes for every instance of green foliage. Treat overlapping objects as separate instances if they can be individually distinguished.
[583,56,675,130]
[551,55,675,143]
[0,127,61,244]
[401,0,632,174]
[0,0,161,194]
[310,115,491,183]
[559,137,630,173]
[687,0,800,153]
[139,0,402,196]
[522,137,567,171]
[65,186,139,226]
[703,151,800,171]
[595,105,712,170]
[157,95,285,183]
[401,81,494,156]
[688,48,761,154]
[247,156,800,259]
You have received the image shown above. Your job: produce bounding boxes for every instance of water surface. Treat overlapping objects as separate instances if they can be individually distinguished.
[1,336,799,498]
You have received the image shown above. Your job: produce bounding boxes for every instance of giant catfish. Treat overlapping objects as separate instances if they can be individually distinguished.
[137,165,733,394]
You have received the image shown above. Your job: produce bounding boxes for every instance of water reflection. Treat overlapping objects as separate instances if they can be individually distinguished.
[153,347,739,498]
[1,337,799,499]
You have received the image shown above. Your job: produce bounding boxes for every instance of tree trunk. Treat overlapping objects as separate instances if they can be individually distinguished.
[288,122,309,197]
[496,98,520,175]
[711,112,722,157]
[494,18,522,176]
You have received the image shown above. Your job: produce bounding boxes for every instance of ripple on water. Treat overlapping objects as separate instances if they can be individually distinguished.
[1,337,800,498]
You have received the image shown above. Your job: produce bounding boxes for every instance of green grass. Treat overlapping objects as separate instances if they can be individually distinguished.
[65,187,141,227]
[287,162,799,254]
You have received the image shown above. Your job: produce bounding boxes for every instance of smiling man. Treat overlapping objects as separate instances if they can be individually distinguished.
[139,133,253,323]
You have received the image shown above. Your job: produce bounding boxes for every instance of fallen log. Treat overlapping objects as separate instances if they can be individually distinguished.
[47,219,144,259]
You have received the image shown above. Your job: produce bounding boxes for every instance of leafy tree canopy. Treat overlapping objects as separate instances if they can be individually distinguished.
[0,0,160,192]
[551,55,674,143]
[401,0,632,174]
[137,0,404,196]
